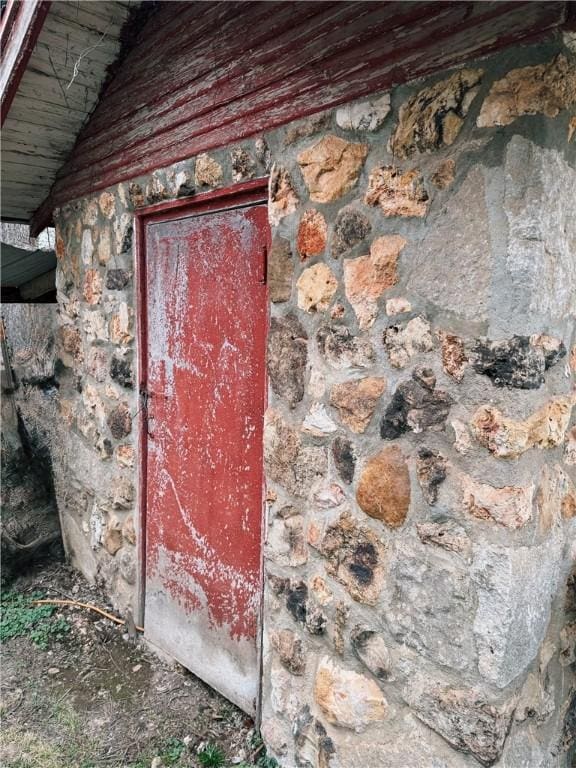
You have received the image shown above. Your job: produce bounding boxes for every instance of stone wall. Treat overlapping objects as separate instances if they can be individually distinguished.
[52,37,576,767]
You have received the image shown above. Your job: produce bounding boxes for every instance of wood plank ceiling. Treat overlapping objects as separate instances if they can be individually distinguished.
[1,0,136,222]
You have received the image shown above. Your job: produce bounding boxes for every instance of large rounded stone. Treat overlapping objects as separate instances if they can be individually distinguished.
[356,446,410,528]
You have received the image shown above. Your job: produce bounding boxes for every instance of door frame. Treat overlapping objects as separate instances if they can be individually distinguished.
[133,178,270,650]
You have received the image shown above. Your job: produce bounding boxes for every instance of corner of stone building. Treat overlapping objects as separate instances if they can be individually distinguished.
[261,34,576,768]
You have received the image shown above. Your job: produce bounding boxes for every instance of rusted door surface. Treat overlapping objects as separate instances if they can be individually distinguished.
[143,204,268,714]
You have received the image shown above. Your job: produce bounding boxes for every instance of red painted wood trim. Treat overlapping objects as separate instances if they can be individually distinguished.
[134,176,269,626]
[1,0,51,127]
[0,0,20,39]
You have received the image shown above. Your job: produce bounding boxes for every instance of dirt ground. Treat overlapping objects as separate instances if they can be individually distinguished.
[0,563,275,768]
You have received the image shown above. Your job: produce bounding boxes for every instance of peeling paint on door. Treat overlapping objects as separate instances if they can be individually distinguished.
[143,204,268,714]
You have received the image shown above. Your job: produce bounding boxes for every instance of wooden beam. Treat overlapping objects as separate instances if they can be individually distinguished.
[1,0,52,127]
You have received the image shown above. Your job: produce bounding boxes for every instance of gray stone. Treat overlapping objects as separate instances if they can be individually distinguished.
[268,237,293,303]
[281,581,326,636]
[319,511,386,605]
[316,325,374,369]
[331,207,371,257]
[383,542,475,670]
[471,537,563,688]
[503,136,576,321]
[336,94,391,132]
[331,436,355,485]
[406,167,491,320]
[350,626,392,681]
[472,334,565,389]
[416,448,448,504]
[267,315,307,408]
[105,269,131,291]
[110,355,133,388]
[230,147,255,182]
[107,402,132,439]
[416,520,472,559]
[293,705,337,768]
[404,676,515,766]
[264,410,327,497]
[380,370,453,439]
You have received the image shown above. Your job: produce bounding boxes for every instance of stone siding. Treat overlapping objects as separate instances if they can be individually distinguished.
[52,38,576,767]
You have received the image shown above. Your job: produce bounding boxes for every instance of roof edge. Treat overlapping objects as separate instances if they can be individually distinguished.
[0,0,51,127]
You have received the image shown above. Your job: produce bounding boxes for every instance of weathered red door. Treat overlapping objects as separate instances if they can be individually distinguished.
[142,199,268,714]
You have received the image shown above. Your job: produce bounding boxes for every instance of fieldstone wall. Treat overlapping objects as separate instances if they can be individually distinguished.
[52,37,575,767]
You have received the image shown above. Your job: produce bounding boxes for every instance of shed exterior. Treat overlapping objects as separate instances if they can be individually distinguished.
[2,2,576,766]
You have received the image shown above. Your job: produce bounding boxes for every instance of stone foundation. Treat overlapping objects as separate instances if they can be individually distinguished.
[52,37,575,767]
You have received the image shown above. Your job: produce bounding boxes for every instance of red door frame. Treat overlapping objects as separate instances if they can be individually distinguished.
[133,177,270,633]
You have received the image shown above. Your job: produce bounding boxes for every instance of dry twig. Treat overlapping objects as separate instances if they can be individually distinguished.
[32,598,144,632]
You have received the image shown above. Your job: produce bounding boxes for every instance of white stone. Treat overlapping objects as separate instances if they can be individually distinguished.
[385,297,412,316]
[336,94,391,132]
[302,403,338,436]
[81,229,94,265]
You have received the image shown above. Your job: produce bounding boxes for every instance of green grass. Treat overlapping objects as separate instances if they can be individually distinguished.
[198,743,226,767]
[0,590,70,649]
[160,737,186,765]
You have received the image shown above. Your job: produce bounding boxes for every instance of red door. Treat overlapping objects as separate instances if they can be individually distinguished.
[142,200,268,714]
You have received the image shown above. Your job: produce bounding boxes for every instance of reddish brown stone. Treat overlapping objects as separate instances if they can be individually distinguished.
[356,446,410,528]
[297,209,327,260]
[55,232,65,260]
[344,235,406,329]
[83,269,102,305]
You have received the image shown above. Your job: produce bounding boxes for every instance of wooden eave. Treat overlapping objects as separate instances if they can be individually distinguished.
[1,0,137,225]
